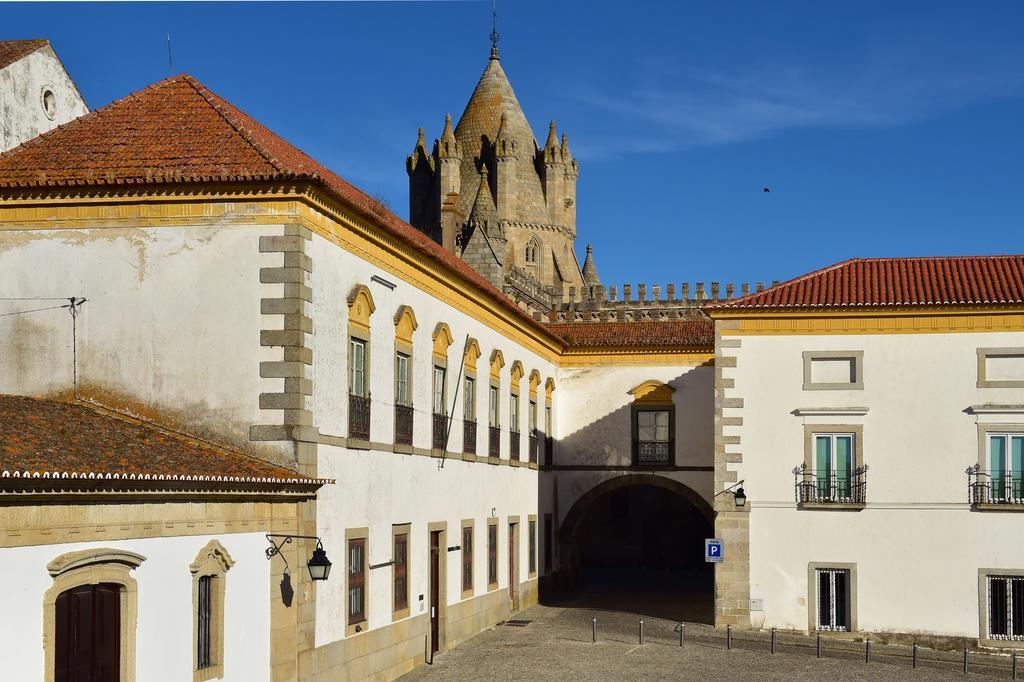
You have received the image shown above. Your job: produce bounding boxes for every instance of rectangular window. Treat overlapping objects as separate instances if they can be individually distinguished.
[816,568,851,631]
[979,348,1024,388]
[395,352,410,406]
[197,575,213,670]
[510,393,520,433]
[464,376,476,420]
[803,350,864,390]
[393,532,408,614]
[989,434,1024,501]
[543,514,553,572]
[433,366,446,415]
[529,400,537,433]
[528,519,537,575]
[350,339,366,396]
[814,433,855,501]
[462,524,473,594]
[489,386,499,427]
[988,576,1024,640]
[348,538,366,626]
[634,408,672,464]
[487,522,498,588]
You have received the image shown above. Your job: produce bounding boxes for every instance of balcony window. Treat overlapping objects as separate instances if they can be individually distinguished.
[796,429,867,506]
[632,408,673,465]
[990,434,1023,502]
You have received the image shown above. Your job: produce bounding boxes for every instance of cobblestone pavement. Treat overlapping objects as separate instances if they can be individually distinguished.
[404,605,1015,681]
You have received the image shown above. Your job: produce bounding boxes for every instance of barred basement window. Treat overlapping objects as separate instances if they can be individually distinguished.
[989,576,1024,641]
[816,568,851,631]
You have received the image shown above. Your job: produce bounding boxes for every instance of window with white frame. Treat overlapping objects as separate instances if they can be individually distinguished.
[510,393,520,434]
[350,339,366,396]
[813,433,856,501]
[489,385,499,427]
[395,352,410,406]
[464,376,476,421]
[432,366,446,415]
[988,434,1024,502]
[988,575,1024,641]
[815,568,851,631]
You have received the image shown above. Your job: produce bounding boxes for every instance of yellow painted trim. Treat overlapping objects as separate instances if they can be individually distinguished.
[347,284,376,336]
[544,377,556,401]
[432,322,454,362]
[510,360,524,386]
[528,369,541,399]
[489,349,505,381]
[393,305,418,347]
[718,311,1024,336]
[464,338,481,372]
[629,379,675,405]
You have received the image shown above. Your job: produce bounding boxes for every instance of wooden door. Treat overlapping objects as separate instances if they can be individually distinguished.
[55,583,121,682]
[429,531,441,656]
[508,523,519,613]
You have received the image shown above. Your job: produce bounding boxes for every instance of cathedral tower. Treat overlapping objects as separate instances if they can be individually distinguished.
[406,41,587,307]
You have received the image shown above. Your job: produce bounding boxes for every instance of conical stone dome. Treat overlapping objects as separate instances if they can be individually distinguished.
[453,54,547,224]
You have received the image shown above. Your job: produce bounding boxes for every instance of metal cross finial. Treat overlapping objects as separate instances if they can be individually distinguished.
[490,0,500,59]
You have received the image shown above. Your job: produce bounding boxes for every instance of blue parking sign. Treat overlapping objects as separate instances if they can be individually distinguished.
[705,538,724,563]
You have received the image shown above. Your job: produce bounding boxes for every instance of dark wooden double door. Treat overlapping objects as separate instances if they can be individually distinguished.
[55,583,121,682]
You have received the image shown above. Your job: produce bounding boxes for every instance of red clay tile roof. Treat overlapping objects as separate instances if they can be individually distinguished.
[0,39,48,70]
[545,321,714,349]
[0,394,327,489]
[707,256,1024,311]
[0,73,558,341]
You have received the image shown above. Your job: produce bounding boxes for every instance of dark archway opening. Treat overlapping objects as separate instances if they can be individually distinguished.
[552,479,714,623]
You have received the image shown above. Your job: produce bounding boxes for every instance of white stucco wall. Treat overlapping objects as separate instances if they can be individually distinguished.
[0,223,288,460]
[308,232,550,646]
[3,532,271,681]
[0,44,88,153]
[723,329,1024,636]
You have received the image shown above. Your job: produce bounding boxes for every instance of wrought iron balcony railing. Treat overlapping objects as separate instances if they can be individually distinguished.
[510,430,521,461]
[432,413,448,451]
[794,463,868,505]
[349,393,370,441]
[544,435,553,466]
[637,441,672,465]
[488,426,501,458]
[394,404,413,446]
[967,464,1024,505]
[529,431,538,464]
[463,420,477,455]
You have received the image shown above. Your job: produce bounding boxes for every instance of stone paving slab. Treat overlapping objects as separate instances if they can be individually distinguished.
[403,605,1017,681]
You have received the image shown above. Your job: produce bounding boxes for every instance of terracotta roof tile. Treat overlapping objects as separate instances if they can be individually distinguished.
[0,74,558,341]
[545,321,714,349]
[0,394,327,488]
[707,256,1024,310]
[0,39,47,70]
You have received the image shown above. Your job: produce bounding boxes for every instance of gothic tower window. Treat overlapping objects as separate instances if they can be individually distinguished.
[525,238,539,265]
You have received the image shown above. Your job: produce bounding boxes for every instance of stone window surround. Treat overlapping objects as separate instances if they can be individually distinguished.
[347,285,375,400]
[190,540,235,682]
[345,527,369,637]
[527,514,538,577]
[802,350,864,391]
[978,567,1024,648]
[460,519,474,599]
[807,561,858,634]
[391,523,411,621]
[977,347,1024,389]
[801,423,865,509]
[486,517,499,590]
[44,548,146,682]
[974,423,1024,512]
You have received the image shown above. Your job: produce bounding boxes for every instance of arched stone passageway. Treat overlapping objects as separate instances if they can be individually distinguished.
[553,475,715,623]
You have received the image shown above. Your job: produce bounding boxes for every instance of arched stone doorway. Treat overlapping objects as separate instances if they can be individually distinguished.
[556,474,714,623]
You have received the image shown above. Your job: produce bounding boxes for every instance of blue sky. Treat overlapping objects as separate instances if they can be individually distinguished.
[7,1,1024,288]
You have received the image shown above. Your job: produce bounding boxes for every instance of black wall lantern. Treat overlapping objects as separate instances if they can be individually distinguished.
[266,534,333,581]
[715,480,747,508]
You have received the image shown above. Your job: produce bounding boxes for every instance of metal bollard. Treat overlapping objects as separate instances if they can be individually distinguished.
[770,627,776,654]
[1013,652,1018,680]
[679,623,685,648]
[639,620,644,645]
[592,618,596,644]
[912,643,918,668]
[727,624,732,650]
[963,646,968,675]
[865,639,870,664]
[816,633,822,658]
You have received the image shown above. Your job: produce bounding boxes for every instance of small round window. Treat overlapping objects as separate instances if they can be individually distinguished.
[41,88,57,120]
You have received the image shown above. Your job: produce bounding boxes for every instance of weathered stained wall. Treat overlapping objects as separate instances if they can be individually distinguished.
[0,222,292,465]
[0,44,88,153]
